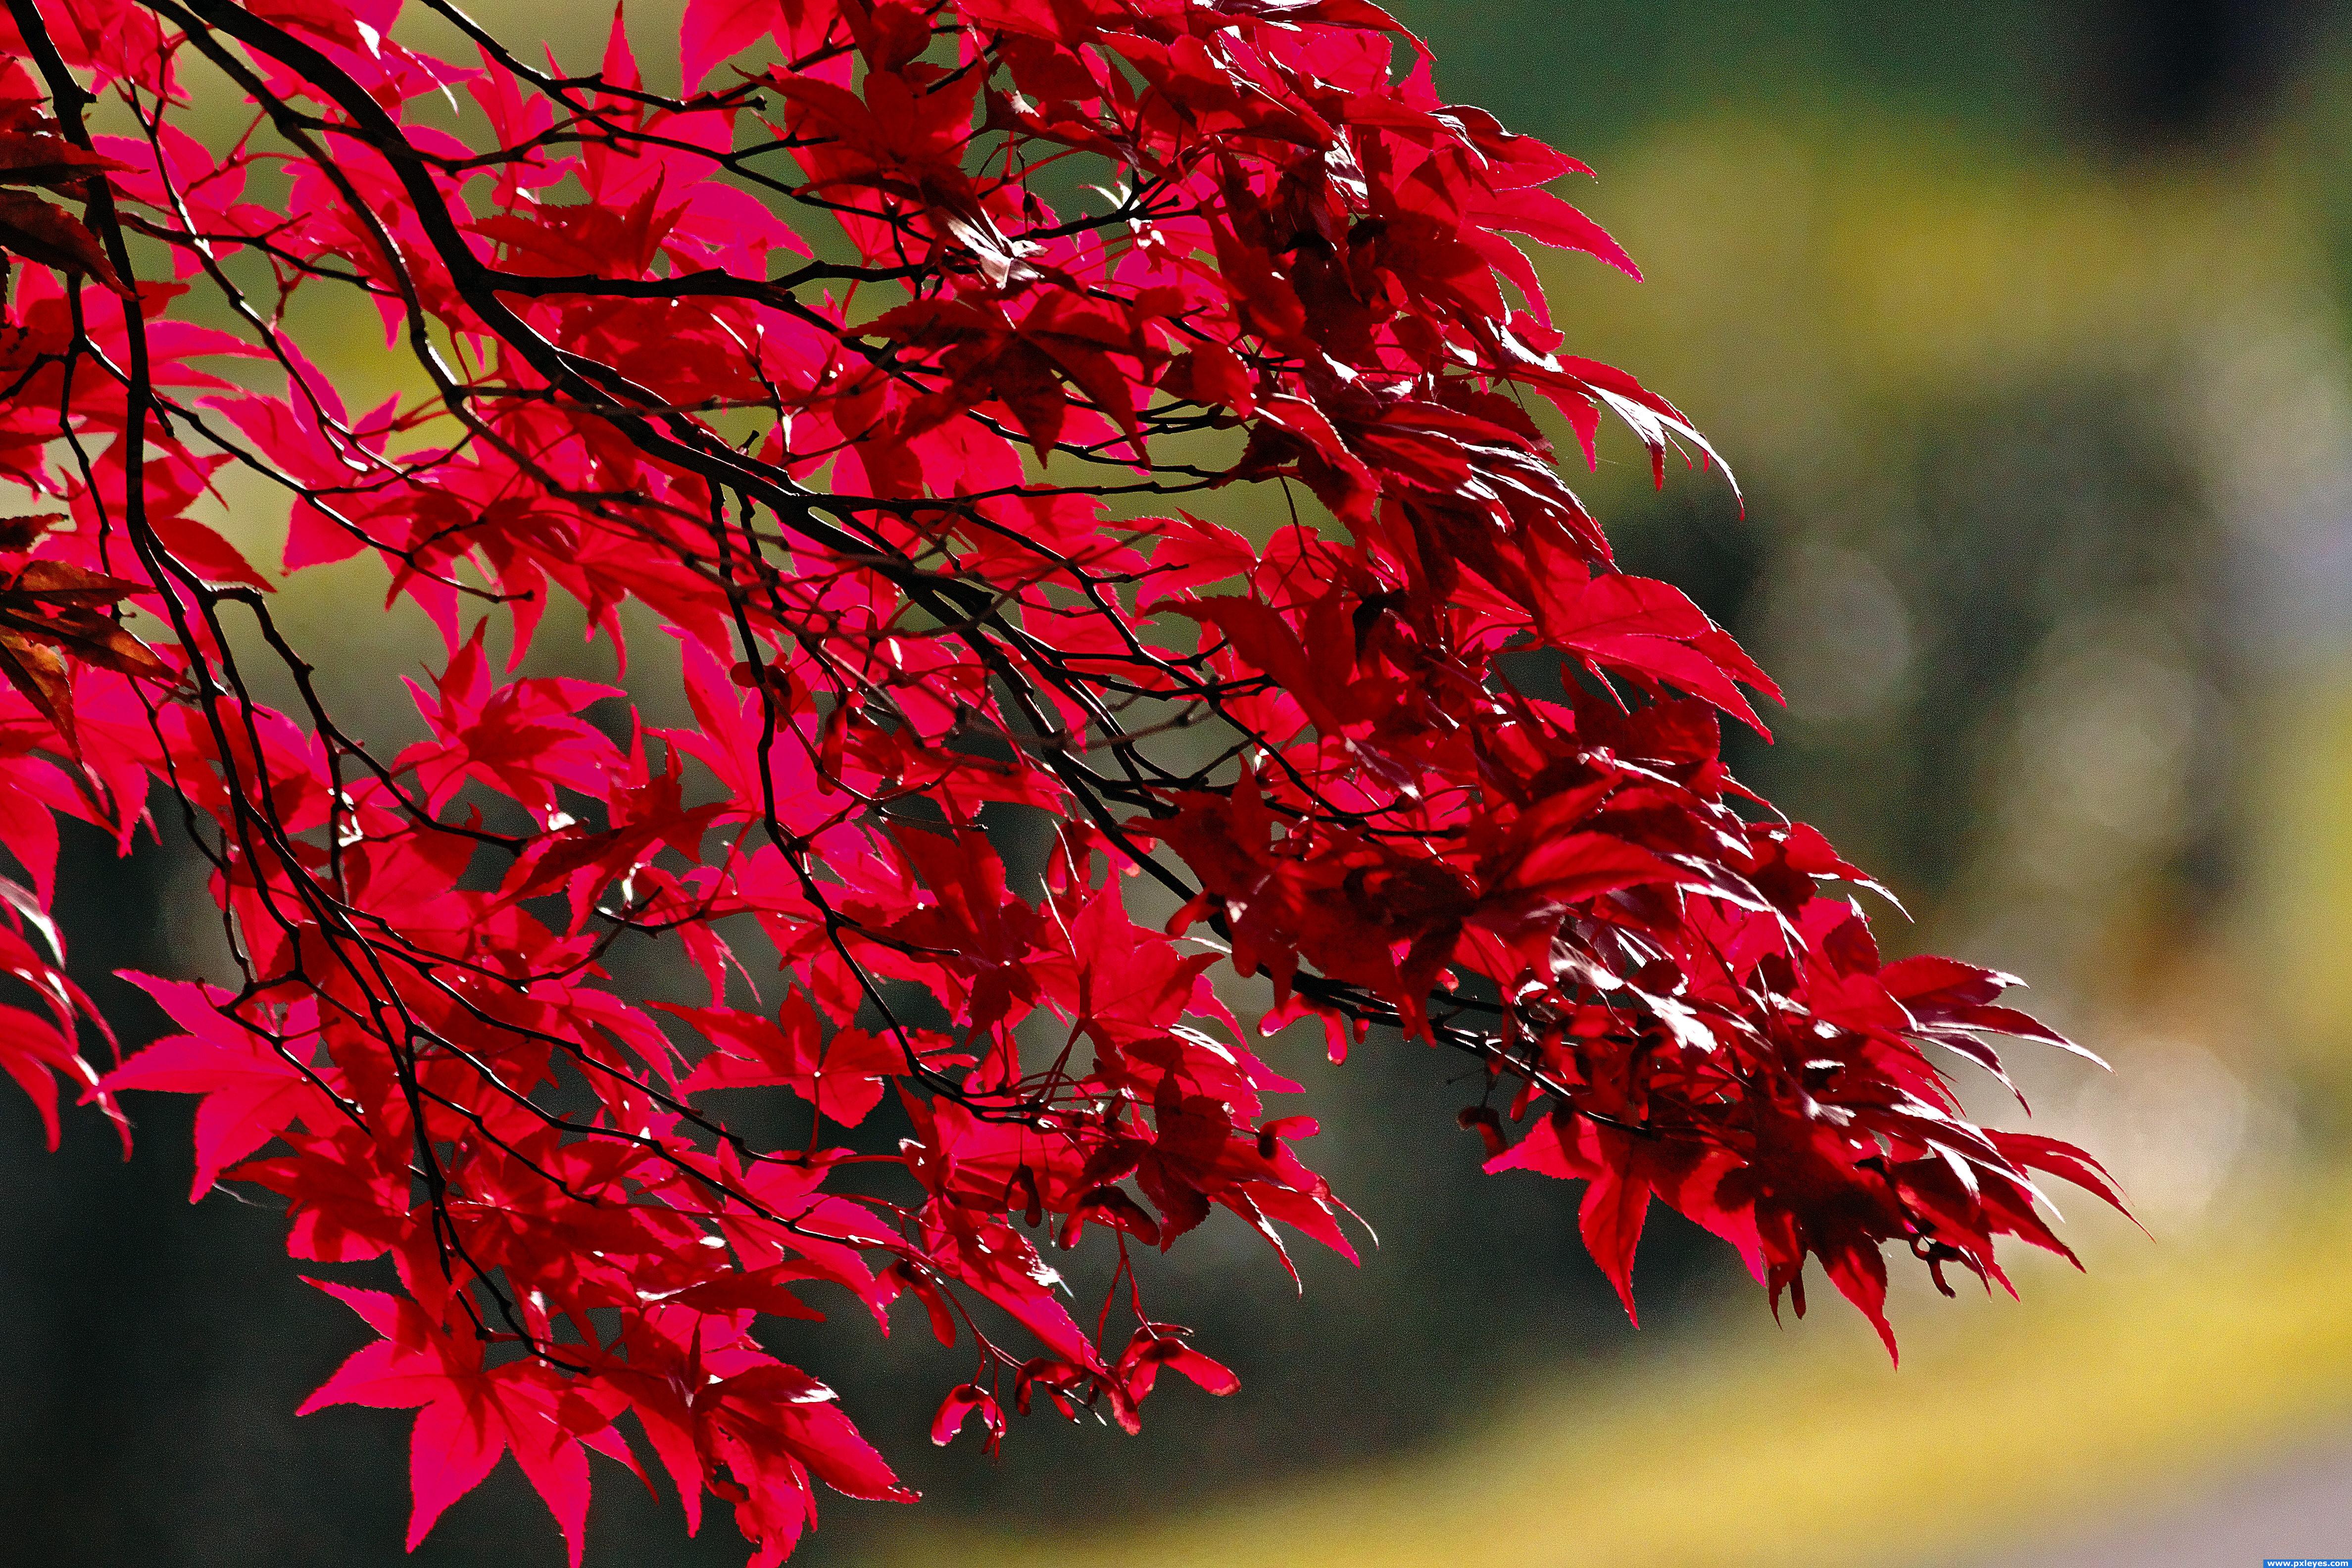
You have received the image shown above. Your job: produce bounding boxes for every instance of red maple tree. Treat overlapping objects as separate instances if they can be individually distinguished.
[0,0,2124,1561]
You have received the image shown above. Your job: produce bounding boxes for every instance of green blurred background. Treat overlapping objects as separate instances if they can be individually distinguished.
[10,0,2352,1563]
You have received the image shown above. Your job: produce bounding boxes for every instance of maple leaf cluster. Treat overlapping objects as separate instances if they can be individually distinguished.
[0,0,2124,1561]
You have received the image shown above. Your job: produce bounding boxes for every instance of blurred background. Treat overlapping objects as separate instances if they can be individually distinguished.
[10,0,2352,1563]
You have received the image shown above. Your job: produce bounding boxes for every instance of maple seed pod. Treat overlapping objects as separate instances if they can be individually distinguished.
[1457,1104,1509,1158]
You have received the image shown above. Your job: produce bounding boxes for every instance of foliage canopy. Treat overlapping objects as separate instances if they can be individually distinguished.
[0,0,2120,1560]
